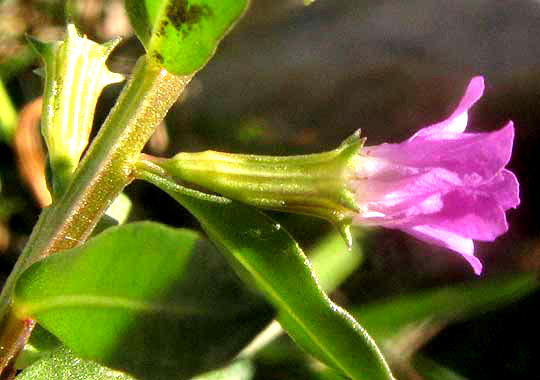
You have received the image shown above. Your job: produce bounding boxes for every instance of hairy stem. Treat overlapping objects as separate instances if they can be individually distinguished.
[0,56,191,371]
[0,311,35,374]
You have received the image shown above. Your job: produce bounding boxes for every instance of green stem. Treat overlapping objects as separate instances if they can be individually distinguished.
[0,56,191,370]
[0,311,35,374]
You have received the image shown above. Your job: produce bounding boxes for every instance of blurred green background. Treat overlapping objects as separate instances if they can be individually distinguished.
[1,1,539,379]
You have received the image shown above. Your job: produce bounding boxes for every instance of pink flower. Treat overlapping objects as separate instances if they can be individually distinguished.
[351,77,519,274]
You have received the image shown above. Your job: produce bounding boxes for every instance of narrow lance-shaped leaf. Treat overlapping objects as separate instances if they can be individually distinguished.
[136,169,394,380]
[16,346,136,380]
[13,222,272,380]
[309,231,364,293]
[15,325,61,370]
[351,273,538,347]
[17,344,255,380]
[238,231,364,358]
[412,355,470,380]
[125,0,249,75]
[345,273,536,380]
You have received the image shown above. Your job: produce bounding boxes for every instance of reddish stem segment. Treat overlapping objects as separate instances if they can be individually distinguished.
[0,313,36,376]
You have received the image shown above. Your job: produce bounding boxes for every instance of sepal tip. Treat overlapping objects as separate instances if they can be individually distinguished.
[26,35,58,61]
[336,221,353,251]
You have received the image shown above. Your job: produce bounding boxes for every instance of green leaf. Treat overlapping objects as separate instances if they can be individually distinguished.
[14,222,272,380]
[238,232,364,357]
[17,345,255,380]
[15,325,61,370]
[124,0,249,75]
[141,174,394,380]
[352,274,538,344]
[16,346,136,380]
[412,355,470,380]
[309,231,364,293]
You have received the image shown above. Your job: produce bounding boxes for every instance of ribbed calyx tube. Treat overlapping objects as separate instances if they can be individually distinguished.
[27,24,124,198]
[158,131,365,246]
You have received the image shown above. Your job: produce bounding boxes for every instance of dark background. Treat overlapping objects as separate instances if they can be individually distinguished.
[1,1,539,379]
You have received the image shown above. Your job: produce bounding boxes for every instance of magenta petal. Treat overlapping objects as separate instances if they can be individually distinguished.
[351,77,519,274]
[352,169,459,225]
[401,225,483,275]
[411,76,485,138]
[477,168,520,210]
[368,121,515,183]
[407,189,509,241]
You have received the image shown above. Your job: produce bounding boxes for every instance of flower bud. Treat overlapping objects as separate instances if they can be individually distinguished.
[27,24,124,197]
